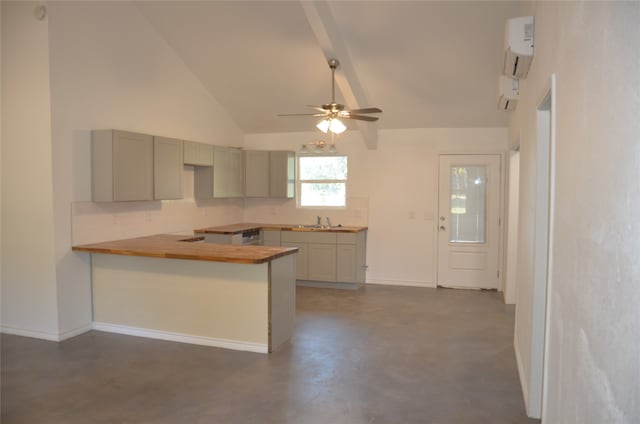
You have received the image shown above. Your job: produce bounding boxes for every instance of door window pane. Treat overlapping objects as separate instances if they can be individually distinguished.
[450,166,486,243]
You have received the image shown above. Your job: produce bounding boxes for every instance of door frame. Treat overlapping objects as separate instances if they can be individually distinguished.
[534,73,556,419]
[434,151,506,290]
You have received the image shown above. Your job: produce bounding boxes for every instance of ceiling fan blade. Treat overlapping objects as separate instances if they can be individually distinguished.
[277,113,326,117]
[305,105,329,113]
[347,107,382,114]
[344,114,379,122]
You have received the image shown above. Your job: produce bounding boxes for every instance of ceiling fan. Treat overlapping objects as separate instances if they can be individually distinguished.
[278,58,382,134]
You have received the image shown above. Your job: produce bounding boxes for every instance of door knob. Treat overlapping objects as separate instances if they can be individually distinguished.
[439,225,446,231]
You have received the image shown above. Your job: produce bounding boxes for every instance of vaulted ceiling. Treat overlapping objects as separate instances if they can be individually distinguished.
[135,1,523,136]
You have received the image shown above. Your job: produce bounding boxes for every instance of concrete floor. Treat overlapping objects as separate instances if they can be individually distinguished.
[2,285,538,423]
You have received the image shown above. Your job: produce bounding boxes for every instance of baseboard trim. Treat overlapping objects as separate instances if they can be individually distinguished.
[297,280,361,290]
[1,325,61,342]
[2,323,94,342]
[58,323,93,341]
[92,322,268,354]
[514,337,530,414]
[366,279,435,288]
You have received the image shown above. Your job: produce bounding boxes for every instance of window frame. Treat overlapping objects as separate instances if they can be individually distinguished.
[296,154,348,209]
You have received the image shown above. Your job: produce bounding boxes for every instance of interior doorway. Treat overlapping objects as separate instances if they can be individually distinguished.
[436,154,502,290]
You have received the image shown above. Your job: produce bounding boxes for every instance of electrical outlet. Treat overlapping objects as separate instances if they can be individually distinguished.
[409,211,415,220]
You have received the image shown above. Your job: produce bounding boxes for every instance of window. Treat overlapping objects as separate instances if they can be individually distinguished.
[297,155,347,208]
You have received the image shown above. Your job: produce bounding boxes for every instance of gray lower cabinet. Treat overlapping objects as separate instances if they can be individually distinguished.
[183,141,213,166]
[92,130,154,202]
[282,241,308,280]
[279,230,366,283]
[336,245,357,282]
[308,243,337,281]
[336,232,367,283]
[262,230,281,246]
[203,233,242,244]
[154,136,183,200]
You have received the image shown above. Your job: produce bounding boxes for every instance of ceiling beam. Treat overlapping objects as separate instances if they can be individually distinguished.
[300,1,378,150]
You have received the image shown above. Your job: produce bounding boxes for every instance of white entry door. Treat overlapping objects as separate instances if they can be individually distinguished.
[437,154,502,289]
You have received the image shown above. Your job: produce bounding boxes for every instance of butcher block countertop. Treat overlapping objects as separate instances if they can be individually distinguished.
[72,234,298,264]
[194,222,368,235]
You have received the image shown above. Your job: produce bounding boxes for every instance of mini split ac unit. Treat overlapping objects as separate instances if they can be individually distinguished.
[503,16,534,79]
[498,76,519,111]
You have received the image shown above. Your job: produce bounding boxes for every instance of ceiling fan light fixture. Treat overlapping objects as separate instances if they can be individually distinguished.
[329,118,346,134]
[316,119,330,133]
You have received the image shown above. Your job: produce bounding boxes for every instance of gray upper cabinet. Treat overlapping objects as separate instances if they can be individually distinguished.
[213,147,244,198]
[244,150,270,197]
[269,151,295,198]
[194,146,244,199]
[92,130,154,202]
[153,136,183,200]
[183,141,213,166]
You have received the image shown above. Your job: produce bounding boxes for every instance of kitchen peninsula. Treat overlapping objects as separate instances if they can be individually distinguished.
[73,234,298,353]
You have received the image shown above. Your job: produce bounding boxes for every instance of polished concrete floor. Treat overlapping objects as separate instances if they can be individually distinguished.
[2,285,538,423]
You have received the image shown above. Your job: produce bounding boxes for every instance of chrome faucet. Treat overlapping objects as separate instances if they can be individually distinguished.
[317,215,322,226]
[326,217,332,228]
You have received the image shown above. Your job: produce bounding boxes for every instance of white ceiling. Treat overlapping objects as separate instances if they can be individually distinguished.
[135,1,524,134]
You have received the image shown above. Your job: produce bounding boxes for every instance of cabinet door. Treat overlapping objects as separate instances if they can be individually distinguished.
[113,131,154,201]
[269,151,295,198]
[282,242,307,280]
[184,141,213,166]
[244,150,270,197]
[214,147,244,198]
[262,230,281,246]
[308,243,337,282]
[154,137,183,200]
[337,245,357,283]
[194,166,214,199]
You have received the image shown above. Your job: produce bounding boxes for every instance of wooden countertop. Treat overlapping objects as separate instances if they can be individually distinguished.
[194,223,368,234]
[72,234,298,264]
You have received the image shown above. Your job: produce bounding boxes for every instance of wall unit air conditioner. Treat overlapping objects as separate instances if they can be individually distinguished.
[498,76,519,111]
[503,16,534,79]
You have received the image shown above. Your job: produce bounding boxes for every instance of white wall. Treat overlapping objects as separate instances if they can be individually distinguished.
[1,2,60,339]
[1,0,3,327]
[511,2,640,421]
[244,128,507,287]
[504,150,519,304]
[2,1,245,339]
